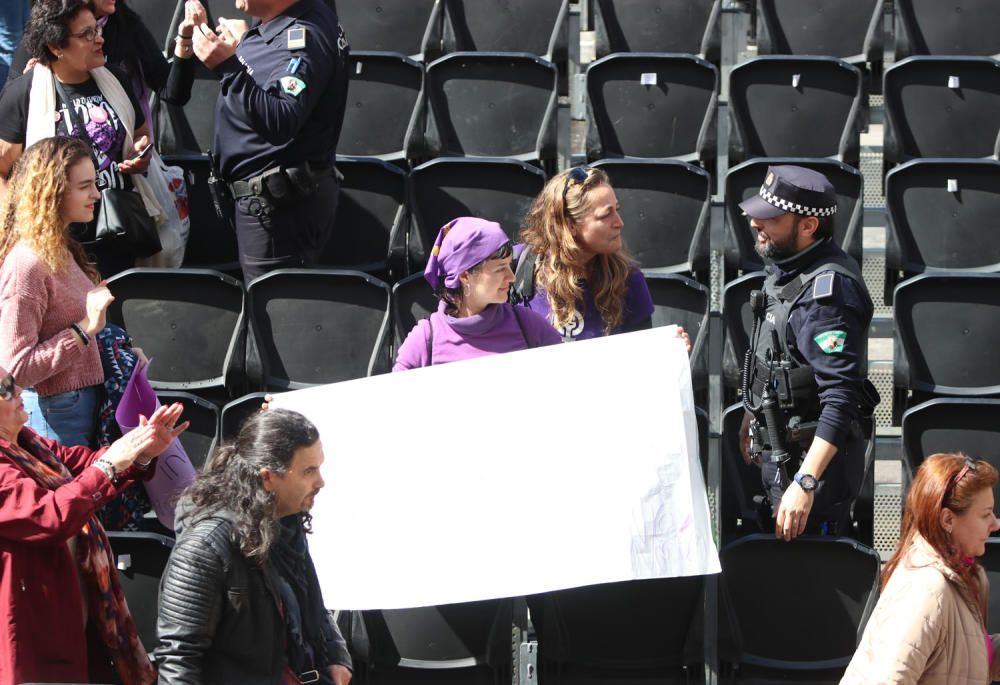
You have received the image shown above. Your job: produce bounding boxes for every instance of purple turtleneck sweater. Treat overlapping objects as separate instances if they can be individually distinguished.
[393,301,562,371]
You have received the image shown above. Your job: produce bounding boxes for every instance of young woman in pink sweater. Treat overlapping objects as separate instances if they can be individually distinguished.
[0,136,114,448]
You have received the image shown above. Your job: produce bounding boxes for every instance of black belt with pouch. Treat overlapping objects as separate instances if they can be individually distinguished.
[229,162,332,210]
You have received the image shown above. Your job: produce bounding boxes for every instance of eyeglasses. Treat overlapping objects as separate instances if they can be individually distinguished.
[71,25,103,42]
[943,457,978,507]
[561,166,590,211]
[0,373,15,402]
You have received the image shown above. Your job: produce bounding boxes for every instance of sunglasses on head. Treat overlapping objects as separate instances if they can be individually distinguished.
[561,166,591,211]
[943,457,977,507]
[0,373,15,402]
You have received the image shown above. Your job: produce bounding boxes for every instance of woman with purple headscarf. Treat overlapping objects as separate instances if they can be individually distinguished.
[394,217,562,371]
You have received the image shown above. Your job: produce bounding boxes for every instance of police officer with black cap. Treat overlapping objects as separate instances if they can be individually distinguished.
[169,0,349,281]
[738,165,878,542]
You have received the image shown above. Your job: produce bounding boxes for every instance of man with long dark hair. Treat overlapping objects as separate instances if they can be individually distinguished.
[155,409,352,685]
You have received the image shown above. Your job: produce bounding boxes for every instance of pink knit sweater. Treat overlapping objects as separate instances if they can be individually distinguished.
[0,243,104,396]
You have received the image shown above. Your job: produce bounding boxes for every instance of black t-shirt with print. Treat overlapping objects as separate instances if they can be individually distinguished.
[0,66,145,191]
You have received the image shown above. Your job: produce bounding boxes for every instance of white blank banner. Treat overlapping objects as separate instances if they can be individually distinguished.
[272,326,720,610]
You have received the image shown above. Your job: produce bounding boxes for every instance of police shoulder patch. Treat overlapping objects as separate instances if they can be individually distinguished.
[279,75,307,97]
[814,329,846,354]
[812,272,835,300]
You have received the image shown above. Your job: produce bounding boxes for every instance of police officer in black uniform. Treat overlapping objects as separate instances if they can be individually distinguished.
[738,165,878,542]
[185,0,349,281]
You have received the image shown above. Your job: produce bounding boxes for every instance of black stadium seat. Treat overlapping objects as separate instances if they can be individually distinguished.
[338,52,425,163]
[323,156,407,276]
[220,392,269,442]
[893,273,1000,417]
[440,0,568,63]
[720,402,765,542]
[391,273,438,354]
[594,0,721,63]
[901,398,1000,487]
[106,268,246,403]
[725,157,864,276]
[721,271,765,398]
[128,0,183,52]
[423,52,559,169]
[719,534,881,682]
[592,159,711,277]
[407,156,546,266]
[728,56,863,167]
[336,0,442,60]
[246,269,392,390]
[106,532,175,654]
[586,53,718,166]
[885,158,1000,303]
[527,577,705,684]
[755,0,883,72]
[980,541,1000,635]
[894,0,1000,60]
[349,601,514,685]
[883,56,1000,172]
[644,273,710,399]
[154,391,220,471]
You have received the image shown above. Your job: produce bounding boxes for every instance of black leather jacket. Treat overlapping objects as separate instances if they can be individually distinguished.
[154,505,350,684]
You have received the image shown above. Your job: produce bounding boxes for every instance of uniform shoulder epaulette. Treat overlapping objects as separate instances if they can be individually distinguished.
[812,272,835,300]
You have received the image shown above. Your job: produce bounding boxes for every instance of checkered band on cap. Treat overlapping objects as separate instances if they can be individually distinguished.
[758,185,837,217]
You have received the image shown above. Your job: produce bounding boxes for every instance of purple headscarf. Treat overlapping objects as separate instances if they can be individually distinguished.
[424,217,510,290]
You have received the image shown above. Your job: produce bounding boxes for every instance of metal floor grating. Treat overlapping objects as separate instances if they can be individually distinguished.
[873,488,902,561]
[862,251,892,318]
[861,150,885,209]
[868,361,895,430]
[710,250,722,312]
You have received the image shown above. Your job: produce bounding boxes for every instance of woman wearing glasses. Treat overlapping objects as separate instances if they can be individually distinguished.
[841,453,1000,684]
[515,166,689,349]
[6,0,170,131]
[394,216,561,370]
[0,136,116,449]
[0,365,186,685]
[0,0,154,276]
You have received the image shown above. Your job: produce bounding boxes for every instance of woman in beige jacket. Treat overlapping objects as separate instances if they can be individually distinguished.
[842,453,1000,684]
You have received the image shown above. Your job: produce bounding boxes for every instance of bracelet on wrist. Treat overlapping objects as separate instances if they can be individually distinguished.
[70,322,90,347]
[92,457,119,484]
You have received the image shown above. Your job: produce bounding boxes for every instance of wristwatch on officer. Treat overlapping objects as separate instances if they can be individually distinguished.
[794,472,818,492]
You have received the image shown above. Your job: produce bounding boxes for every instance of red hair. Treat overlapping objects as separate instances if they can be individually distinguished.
[882,453,998,614]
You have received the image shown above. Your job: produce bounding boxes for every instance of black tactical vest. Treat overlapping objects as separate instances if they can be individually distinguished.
[748,251,870,423]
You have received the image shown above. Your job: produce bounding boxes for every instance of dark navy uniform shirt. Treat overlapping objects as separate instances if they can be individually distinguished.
[212,0,349,181]
[767,238,874,450]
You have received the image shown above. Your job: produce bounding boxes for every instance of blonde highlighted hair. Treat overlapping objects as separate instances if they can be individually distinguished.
[520,167,633,335]
[0,136,99,283]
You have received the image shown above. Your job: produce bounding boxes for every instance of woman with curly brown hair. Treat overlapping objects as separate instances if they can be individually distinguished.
[515,166,689,348]
[0,0,155,276]
[841,453,1000,684]
[0,136,114,449]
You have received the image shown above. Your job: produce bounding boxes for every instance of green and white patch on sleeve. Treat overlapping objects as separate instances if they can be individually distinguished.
[279,76,307,97]
[814,330,847,354]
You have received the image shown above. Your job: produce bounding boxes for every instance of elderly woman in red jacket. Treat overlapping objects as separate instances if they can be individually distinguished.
[0,366,187,685]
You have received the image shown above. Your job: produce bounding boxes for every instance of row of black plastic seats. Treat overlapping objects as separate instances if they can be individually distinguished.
[132,0,1000,72]
[157,48,1000,188]
[168,153,861,287]
[720,395,1000,542]
[105,265,712,404]
[722,271,1000,425]
[168,155,715,280]
[100,527,885,684]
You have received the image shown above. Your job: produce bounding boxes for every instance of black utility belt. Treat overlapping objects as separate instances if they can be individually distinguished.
[229,163,332,205]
